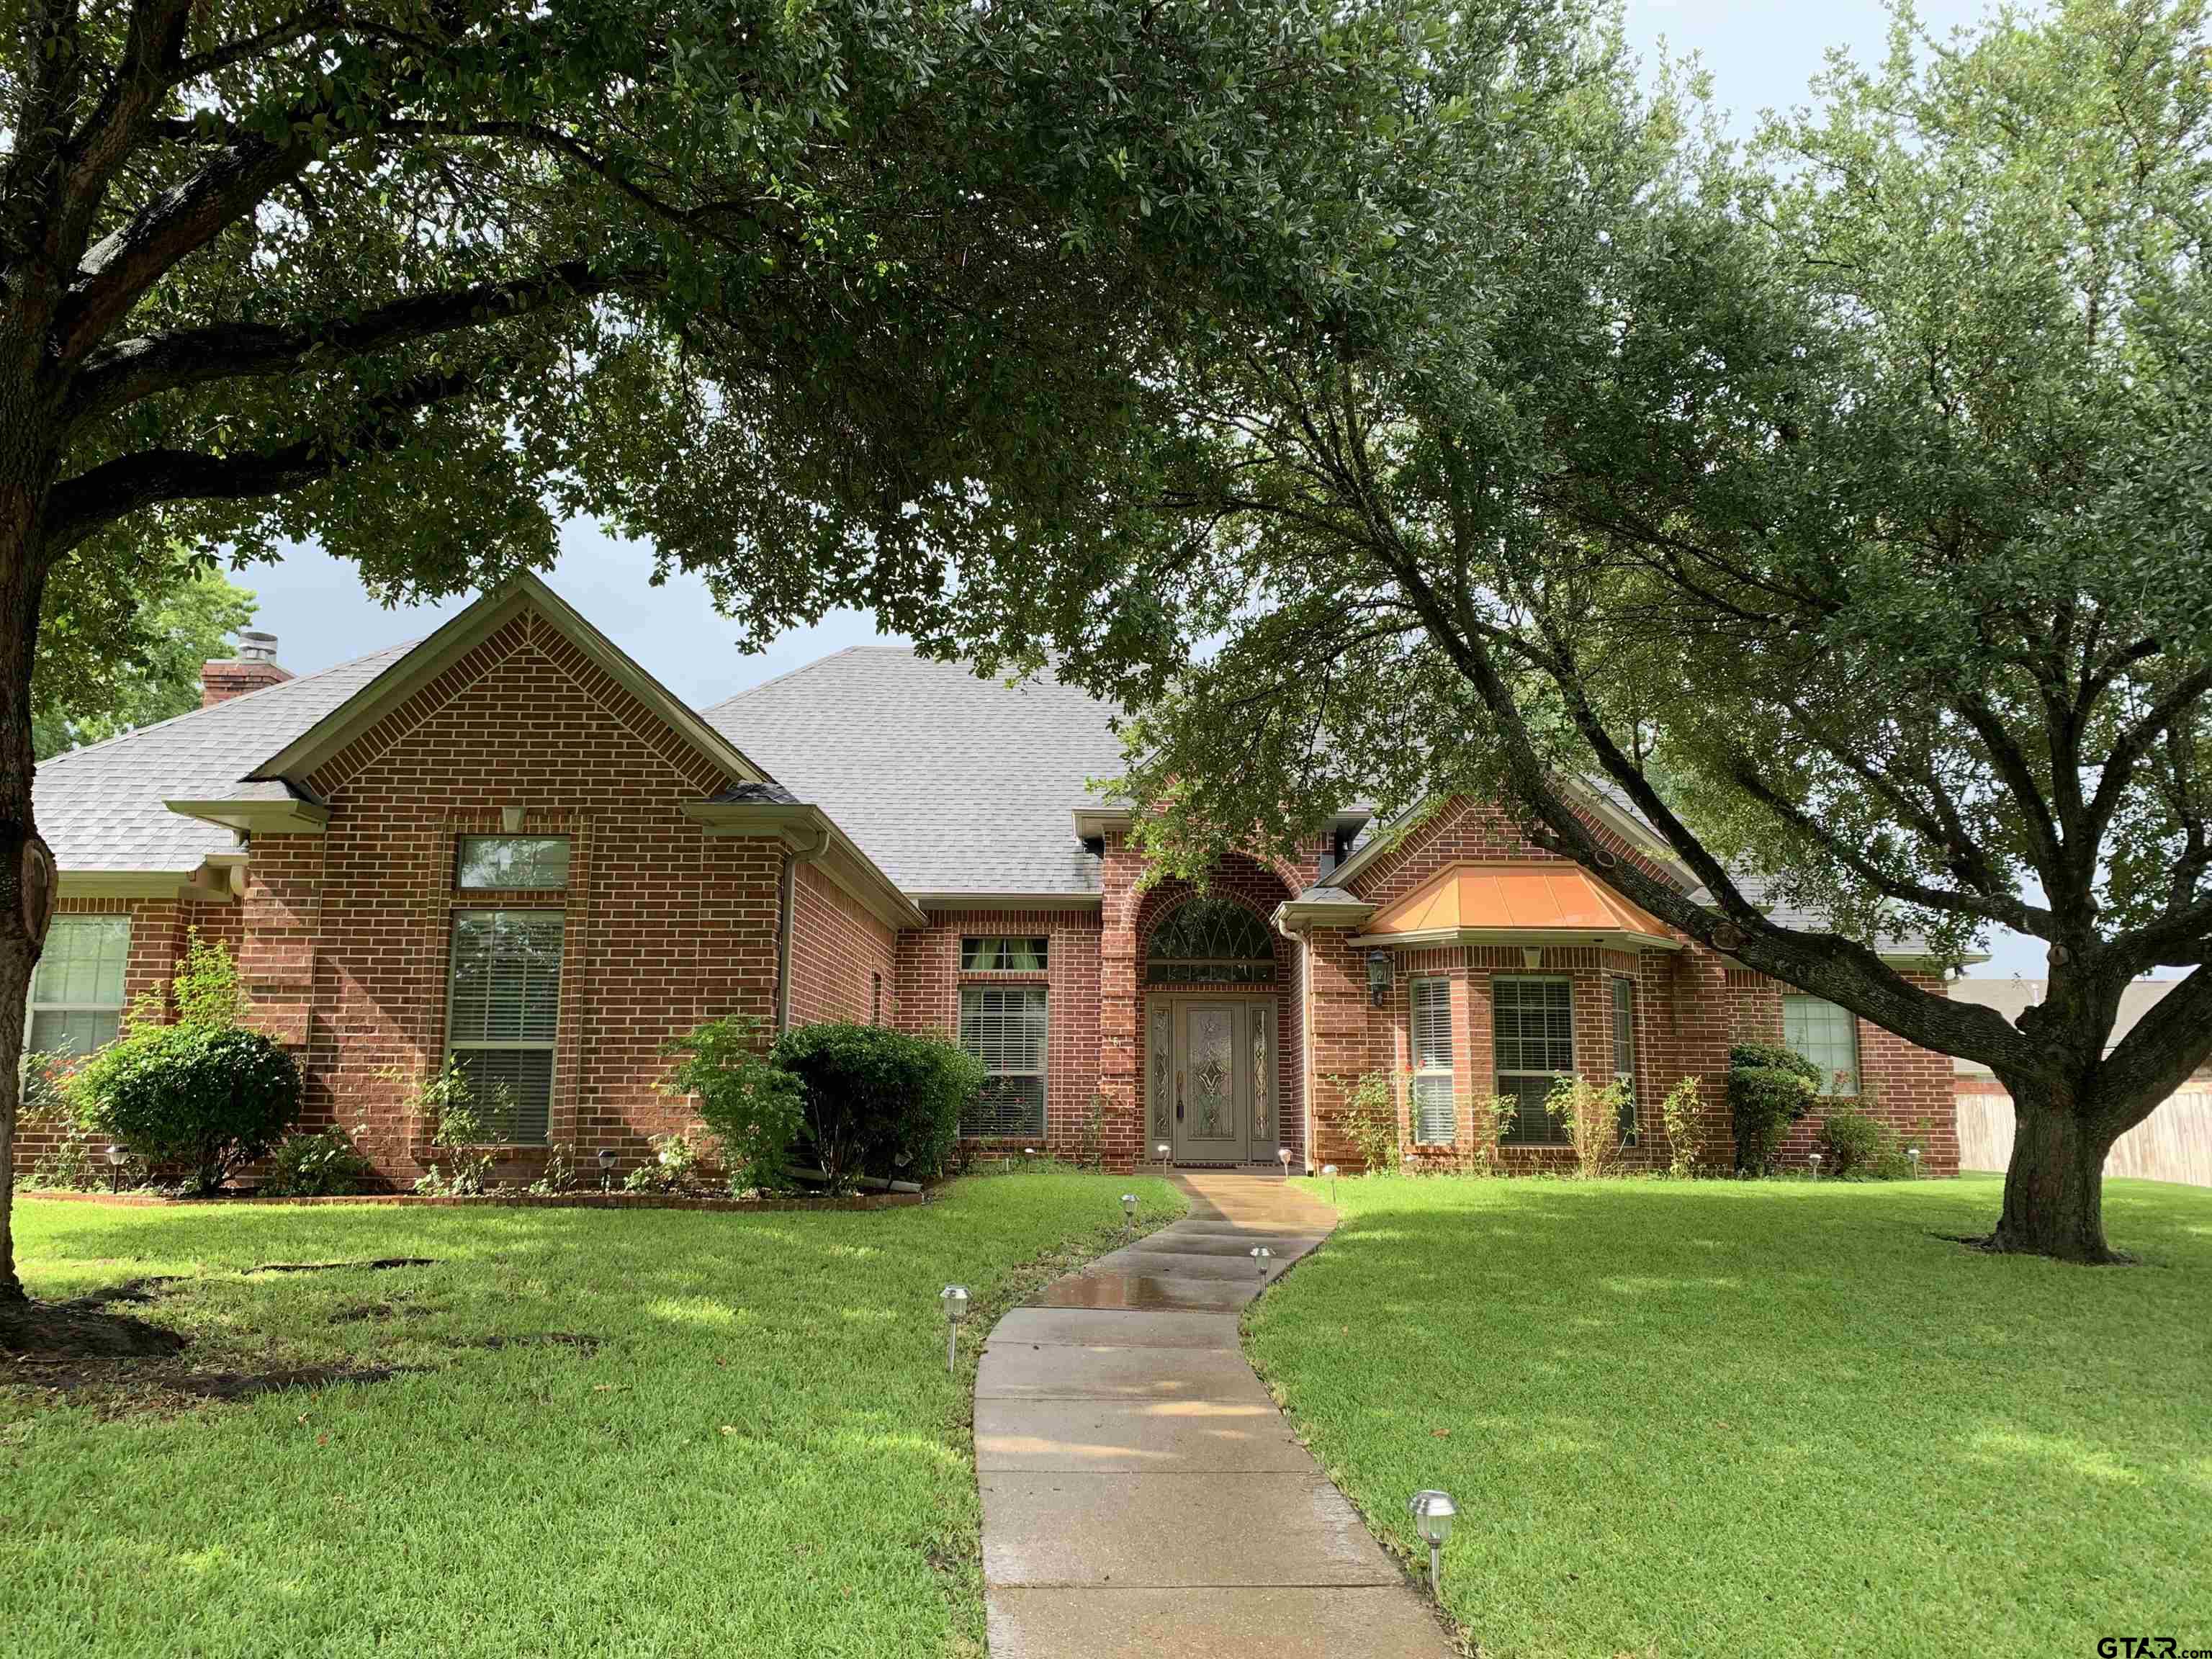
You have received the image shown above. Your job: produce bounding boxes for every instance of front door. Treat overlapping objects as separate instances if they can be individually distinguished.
[1148,995,1277,1164]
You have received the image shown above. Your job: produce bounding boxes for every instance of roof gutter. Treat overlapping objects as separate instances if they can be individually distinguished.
[682,799,927,931]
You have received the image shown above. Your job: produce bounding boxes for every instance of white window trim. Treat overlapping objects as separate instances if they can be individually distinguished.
[1409,976,1456,1146]
[24,914,132,1058]
[1782,993,1861,1097]
[1611,976,1640,1145]
[958,984,1048,1137]
[1493,974,1575,1146]
[443,908,564,1143]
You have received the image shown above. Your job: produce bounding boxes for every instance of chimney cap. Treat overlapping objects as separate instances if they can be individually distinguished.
[236,630,279,664]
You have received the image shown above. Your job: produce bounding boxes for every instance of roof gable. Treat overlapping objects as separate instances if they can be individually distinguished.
[253,572,771,794]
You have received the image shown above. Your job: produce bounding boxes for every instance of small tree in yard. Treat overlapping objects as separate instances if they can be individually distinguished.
[664,1015,804,1195]
[926,0,2212,1260]
[0,1,1457,1300]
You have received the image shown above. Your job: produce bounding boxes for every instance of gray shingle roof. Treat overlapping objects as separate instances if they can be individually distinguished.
[704,648,1126,897]
[35,643,417,872]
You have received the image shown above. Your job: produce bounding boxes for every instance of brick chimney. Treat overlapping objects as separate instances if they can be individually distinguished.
[201,631,292,707]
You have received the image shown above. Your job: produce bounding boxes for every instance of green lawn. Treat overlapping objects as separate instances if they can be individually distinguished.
[1,1171,1182,1658]
[1249,1173,2212,1659]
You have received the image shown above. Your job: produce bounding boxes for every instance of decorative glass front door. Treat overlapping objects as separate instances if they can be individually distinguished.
[1152,997,1277,1164]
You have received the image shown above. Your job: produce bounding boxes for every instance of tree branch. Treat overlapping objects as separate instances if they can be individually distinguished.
[63,260,654,433]
[41,368,480,555]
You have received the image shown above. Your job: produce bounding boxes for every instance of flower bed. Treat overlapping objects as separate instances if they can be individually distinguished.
[22,1187,926,1213]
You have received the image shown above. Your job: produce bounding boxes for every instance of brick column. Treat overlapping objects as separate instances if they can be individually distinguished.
[1098,832,1143,1169]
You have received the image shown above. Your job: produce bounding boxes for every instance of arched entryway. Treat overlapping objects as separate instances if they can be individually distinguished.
[1139,889,1292,1166]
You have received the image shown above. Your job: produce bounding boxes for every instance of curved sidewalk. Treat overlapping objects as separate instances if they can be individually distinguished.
[976,1172,1453,1658]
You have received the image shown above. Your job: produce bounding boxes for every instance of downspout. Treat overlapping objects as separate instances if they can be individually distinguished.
[775,825,830,1034]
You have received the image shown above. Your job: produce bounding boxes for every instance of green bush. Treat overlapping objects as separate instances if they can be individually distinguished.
[1727,1042,1819,1176]
[770,1020,981,1192]
[1339,1072,1402,1174]
[259,1125,377,1197]
[663,1016,806,1192]
[1817,1106,1886,1179]
[68,1022,302,1195]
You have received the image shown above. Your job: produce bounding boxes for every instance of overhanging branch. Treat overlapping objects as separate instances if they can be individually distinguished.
[42,368,480,556]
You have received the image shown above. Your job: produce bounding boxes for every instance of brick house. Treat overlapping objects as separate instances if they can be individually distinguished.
[20,575,1966,1184]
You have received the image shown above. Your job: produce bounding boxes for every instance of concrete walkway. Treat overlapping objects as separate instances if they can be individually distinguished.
[976,1172,1454,1658]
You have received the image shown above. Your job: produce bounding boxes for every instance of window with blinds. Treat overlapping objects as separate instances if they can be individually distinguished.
[961,937,1048,972]
[1409,978,1456,1144]
[457,835,570,891]
[27,915,130,1057]
[1611,977,1640,1145]
[1494,976,1573,1144]
[959,985,1047,1136]
[446,909,564,1141]
[1783,994,1860,1096]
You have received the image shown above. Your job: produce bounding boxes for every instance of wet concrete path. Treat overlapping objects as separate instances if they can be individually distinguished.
[975,1172,1454,1658]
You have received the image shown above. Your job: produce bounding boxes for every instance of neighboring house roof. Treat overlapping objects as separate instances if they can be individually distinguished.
[35,642,418,873]
[1948,978,2195,1076]
[704,648,1128,899]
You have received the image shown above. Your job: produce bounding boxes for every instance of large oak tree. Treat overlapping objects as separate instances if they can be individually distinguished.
[0,0,1449,1298]
[932,0,2212,1262]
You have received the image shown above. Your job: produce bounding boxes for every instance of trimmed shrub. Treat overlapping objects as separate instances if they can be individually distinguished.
[69,1023,302,1195]
[770,1021,982,1192]
[664,1016,806,1192]
[260,1125,377,1197]
[1727,1042,1819,1175]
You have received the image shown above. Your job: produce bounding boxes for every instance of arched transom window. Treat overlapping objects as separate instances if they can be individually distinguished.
[1146,896,1277,985]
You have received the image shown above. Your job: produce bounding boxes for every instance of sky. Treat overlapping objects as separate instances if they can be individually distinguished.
[243,0,2044,978]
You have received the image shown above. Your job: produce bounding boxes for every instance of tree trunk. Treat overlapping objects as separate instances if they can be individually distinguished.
[1989,1080,2121,1264]
[0,444,55,1303]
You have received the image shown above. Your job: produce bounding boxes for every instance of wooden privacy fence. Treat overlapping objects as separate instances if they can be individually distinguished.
[1956,1087,2212,1189]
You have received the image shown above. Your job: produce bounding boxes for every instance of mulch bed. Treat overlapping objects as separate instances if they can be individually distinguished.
[24,1188,925,1212]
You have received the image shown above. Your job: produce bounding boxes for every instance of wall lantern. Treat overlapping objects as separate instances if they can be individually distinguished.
[1323,1164,1339,1204]
[1249,1245,1273,1283]
[1366,950,1393,1008]
[597,1146,616,1192]
[1408,1490,1457,1597]
[940,1284,971,1373]
[105,1142,127,1195]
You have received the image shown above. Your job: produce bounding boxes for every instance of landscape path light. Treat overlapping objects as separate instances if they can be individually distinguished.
[1155,1141,1171,1165]
[1121,1192,1138,1239]
[1276,1146,1292,1177]
[597,1146,616,1192]
[1808,1151,1822,1181]
[1249,1245,1272,1284]
[1323,1164,1338,1204]
[1908,1146,1922,1177]
[1408,1490,1457,1598]
[940,1284,971,1374]
[105,1143,125,1195]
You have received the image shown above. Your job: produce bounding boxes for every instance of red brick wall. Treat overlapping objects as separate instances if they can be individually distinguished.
[898,907,1105,1159]
[228,607,785,1187]
[14,892,236,1174]
[788,859,899,1027]
[1306,795,1961,1175]
[201,660,290,706]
